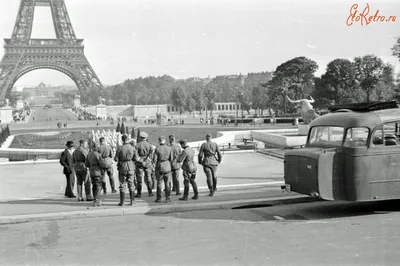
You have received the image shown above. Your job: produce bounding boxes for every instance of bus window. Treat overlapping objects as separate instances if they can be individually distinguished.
[308,126,344,147]
[371,126,384,146]
[343,127,369,147]
[383,122,400,146]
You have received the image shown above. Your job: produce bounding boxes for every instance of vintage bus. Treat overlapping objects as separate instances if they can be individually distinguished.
[282,101,400,201]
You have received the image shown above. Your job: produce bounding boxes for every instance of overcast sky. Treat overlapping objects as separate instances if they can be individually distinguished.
[0,0,399,86]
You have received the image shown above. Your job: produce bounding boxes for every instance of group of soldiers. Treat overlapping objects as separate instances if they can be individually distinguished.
[60,131,222,207]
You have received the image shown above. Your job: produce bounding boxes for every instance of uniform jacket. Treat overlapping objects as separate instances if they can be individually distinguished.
[85,151,106,177]
[73,146,88,173]
[153,144,173,174]
[60,149,74,175]
[177,146,197,173]
[98,144,113,168]
[168,142,181,170]
[135,140,154,168]
[198,141,222,166]
[114,143,136,171]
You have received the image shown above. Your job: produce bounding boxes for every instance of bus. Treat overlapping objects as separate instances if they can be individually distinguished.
[282,101,400,201]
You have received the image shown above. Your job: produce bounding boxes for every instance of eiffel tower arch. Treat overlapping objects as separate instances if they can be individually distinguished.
[0,0,104,103]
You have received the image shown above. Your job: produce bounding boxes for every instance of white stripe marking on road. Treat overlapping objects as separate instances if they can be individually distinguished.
[196,181,283,190]
[273,216,286,221]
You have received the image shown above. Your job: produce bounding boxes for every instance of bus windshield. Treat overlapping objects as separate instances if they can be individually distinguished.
[308,126,344,147]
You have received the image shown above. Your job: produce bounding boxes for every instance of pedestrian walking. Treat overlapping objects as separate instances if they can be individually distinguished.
[168,134,182,195]
[134,132,155,197]
[198,133,222,196]
[177,139,198,200]
[72,140,93,202]
[114,134,136,206]
[85,143,107,206]
[59,141,76,198]
[153,136,173,203]
[98,137,117,194]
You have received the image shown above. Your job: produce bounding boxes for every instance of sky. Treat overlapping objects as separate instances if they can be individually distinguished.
[0,0,399,87]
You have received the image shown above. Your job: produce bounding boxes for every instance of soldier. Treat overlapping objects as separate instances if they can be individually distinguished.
[168,134,182,195]
[85,143,107,206]
[198,133,222,197]
[72,139,93,202]
[135,132,155,197]
[98,137,117,194]
[114,134,136,206]
[177,139,199,200]
[150,143,156,191]
[153,136,173,203]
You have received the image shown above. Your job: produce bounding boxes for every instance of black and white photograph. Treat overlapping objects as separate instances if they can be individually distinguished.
[0,0,400,265]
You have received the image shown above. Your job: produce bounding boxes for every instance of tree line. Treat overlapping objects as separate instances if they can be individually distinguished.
[74,37,400,116]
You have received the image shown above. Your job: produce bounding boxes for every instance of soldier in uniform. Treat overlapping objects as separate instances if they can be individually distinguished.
[134,132,155,197]
[114,134,136,206]
[72,140,93,202]
[150,144,156,191]
[177,139,198,200]
[153,136,173,203]
[198,133,222,197]
[98,137,117,194]
[85,143,107,206]
[168,134,182,195]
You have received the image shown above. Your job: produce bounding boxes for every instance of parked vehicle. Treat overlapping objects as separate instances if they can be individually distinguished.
[282,101,400,201]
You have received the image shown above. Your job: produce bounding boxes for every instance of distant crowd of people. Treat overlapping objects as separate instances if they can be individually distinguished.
[59,132,222,206]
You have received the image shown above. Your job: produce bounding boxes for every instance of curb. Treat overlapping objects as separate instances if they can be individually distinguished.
[0,195,314,225]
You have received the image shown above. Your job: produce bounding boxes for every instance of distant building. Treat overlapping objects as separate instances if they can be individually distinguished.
[20,82,79,97]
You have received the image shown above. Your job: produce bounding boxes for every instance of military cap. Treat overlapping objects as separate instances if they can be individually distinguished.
[169,134,175,139]
[140,132,148,138]
[179,139,188,147]
[206,133,212,137]
[92,142,99,148]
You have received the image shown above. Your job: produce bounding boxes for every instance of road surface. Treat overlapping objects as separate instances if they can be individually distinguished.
[1,199,399,265]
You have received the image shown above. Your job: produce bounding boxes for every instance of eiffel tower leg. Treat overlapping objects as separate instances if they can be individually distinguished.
[0,62,19,101]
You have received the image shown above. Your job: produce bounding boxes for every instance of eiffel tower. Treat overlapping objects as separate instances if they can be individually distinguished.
[0,0,104,103]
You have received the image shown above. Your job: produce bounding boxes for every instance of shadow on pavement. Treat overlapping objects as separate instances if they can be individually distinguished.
[146,199,400,222]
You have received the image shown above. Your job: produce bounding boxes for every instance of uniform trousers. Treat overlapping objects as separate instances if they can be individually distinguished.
[203,165,218,191]
[91,175,104,202]
[135,167,153,194]
[171,169,180,194]
[75,171,93,199]
[156,172,171,200]
[101,167,116,191]
[182,171,198,196]
[118,170,135,192]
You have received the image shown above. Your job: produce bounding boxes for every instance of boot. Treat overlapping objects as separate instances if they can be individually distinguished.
[129,191,135,206]
[179,186,189,201]
[192,182,199,200]
[206,179,213,191]
[135,183,142,198]
[175,180,181,196]
[118,191,125,206]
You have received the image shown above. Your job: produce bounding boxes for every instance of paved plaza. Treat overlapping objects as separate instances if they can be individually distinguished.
[1,199,400,266]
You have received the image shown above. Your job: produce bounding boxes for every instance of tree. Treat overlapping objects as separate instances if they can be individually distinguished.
[392,37,400,62]
[116,123,121,133]
[186,96,196,114]
[274,56,319,99]
[319,59,359,105]
[171,87,186,114]
[192,89,205,114]
[251,87,262,115]
[354,55,391,102]
[204,88,217,117]
[125,126,129,135]
[120,123,126,134]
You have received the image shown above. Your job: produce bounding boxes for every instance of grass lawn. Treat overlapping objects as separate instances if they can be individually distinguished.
[9,124,296,149]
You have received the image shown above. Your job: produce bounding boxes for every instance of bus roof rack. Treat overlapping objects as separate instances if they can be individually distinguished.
[329,101,399,112]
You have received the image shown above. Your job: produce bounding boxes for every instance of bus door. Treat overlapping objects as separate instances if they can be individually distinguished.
[366,122,400,200]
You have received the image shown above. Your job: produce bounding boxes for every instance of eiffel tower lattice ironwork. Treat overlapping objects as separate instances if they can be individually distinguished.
[0,0,104,102]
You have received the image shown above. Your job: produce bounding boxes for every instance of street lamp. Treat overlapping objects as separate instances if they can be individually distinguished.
[205,97,208,121]
[235,87,239,126]
[155,97,159,113]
